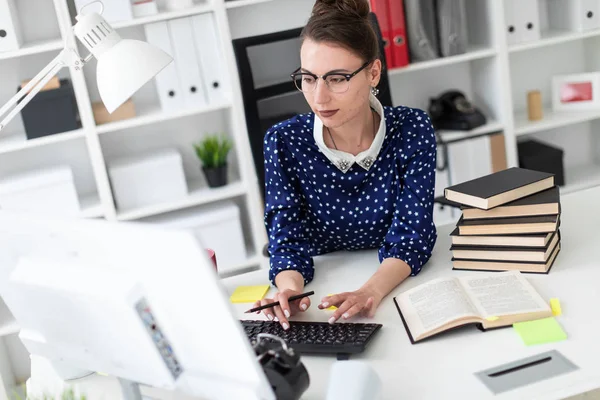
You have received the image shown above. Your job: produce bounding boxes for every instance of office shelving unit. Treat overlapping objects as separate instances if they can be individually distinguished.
[1,0,599,396]
[385,0,600,222]
[0,0,274,396]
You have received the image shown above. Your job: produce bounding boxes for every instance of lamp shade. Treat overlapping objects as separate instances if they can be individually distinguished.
[96,39,172,113]
[73,10,173,113]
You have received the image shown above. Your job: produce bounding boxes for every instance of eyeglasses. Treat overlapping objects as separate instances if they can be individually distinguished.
[290,61,372,94]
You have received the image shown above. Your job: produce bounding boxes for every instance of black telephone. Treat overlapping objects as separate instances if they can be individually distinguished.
[428,90,486,131]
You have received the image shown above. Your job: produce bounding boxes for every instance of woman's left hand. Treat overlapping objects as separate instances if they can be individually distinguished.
[317,288,383,323]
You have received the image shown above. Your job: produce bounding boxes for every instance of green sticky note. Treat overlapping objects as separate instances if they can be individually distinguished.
[513,317,567,346]
[230,285,270,303]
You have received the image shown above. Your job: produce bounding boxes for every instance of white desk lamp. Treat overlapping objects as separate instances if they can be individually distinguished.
[0,1,173,133]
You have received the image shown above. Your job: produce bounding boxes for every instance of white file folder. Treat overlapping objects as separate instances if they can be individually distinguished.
[191,13,230,105]
[0,0,23,52]
[504,0,520,46]
[505,0,540,45]
[548,0,600,32]
[168,17,208,108]
[144,21,185,112]
[516,0,541,43]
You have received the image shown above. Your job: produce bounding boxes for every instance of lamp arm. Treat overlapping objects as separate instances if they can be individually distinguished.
[0,44,88,133]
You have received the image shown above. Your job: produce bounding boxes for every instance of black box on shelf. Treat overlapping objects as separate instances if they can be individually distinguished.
[18,78,80,140]
[518,139,565,186]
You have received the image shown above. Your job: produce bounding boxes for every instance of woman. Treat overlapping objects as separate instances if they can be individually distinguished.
[257,0,437,330]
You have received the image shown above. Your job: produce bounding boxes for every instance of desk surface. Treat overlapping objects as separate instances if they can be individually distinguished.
[223,186,600,400]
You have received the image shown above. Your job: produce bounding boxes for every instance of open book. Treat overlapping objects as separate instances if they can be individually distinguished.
[393,271,552,344]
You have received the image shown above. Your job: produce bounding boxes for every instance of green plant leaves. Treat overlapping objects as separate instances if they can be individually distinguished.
[193,134,233,169]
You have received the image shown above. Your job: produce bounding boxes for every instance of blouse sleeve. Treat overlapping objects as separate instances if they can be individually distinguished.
[263,126,314,286]
[378,109,438,275]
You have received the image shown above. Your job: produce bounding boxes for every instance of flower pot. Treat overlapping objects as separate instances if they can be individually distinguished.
[203,164,228,188]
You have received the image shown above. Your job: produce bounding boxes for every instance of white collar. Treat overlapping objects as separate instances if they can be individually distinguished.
[313,93,386,173]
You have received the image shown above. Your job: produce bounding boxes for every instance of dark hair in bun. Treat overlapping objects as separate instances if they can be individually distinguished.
[312,0,370,19]
[301,0,379,63]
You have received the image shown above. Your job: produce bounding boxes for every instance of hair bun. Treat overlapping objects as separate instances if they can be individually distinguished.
[312,0,370,19]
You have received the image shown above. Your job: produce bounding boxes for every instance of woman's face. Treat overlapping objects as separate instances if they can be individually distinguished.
[299,38,381,129]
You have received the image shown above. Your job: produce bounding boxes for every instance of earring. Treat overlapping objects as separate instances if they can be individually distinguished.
[371,86,379,96]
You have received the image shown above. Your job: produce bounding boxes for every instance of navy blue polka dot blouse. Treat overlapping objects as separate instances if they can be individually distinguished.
[263,95,438,286]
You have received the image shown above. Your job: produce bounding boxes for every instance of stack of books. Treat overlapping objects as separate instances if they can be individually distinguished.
[444,167,561,274]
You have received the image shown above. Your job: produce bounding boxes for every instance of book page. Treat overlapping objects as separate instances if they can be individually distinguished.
[395,277,479,339]
[459,271,550,318]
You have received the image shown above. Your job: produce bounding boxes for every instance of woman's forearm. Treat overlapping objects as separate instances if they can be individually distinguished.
[275,270,305,292]
[361,258,412,301]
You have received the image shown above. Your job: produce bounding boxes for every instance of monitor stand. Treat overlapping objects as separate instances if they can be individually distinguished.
[52,359,143,400]
[119,378,143,400]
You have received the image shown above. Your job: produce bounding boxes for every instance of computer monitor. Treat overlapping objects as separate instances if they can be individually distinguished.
[0,210,275,400]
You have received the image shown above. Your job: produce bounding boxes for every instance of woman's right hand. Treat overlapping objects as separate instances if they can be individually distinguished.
[253,288,311,330]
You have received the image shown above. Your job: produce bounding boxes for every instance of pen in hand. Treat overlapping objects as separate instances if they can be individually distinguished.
[244,291,315,314]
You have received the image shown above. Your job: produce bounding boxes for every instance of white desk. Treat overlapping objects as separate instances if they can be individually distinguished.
[223,185,600,400]
[28,186,600,399]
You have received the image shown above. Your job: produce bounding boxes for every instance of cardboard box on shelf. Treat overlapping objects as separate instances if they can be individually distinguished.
[93,99,136,125]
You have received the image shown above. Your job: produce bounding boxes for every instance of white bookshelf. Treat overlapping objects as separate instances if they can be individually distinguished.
[0,0,271,394]
[508,29,600,53]
[438,120,504,143]
[96,101,232,134]
[115,179,247,221]
[563,163,600,194]
[0,0,599,395]
[0,128,84,155]
[388,46,497,76]
[515,108,600,136]
[0,38,63,61]
[110,2,215,29]
[224,0,275,9]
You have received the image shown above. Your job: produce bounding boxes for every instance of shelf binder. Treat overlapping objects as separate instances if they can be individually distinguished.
[0,0,23,52]
[404,0,440,62]
[191,13,230,105]
[516,0,541,43]
[387,0,409,68]
[369,0,393,69]
[547,0,600,32]
[436,0,468,57]
[144,21,185,112]
[505,0,540,45]
[168,17,208,108]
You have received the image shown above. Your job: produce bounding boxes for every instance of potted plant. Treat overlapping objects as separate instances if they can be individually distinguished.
[194,134,233,188]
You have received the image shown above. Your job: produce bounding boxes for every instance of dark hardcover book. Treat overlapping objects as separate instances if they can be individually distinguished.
[460,186,560,220]
[444,167,555,210]
[450,231,558,251]
[457,214,560,236]
[450,231,559,263]
[450,227,553,247]
[452,244,561,274]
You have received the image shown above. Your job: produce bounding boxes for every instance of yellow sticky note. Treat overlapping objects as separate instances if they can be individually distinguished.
[324,294,337,310]
[513,317,567,346]
[486,316,499,321]
[230,285,270,303]
[550,298,562,316]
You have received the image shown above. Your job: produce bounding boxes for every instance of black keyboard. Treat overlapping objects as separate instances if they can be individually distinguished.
[241,320,382,359]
